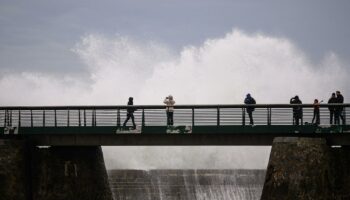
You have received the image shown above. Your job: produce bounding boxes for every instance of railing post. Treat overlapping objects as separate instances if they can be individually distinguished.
[78,109,81,127]
[217,107,220,126]
[301,108,303,126]
[9,110,12,127]
[267,107,271,126]
[117,109,121,127]
[18,110,21,127]
[84,109,86,127]
[192,108,195,127]
[54,110,57,127]
[43,110,45,127]
[92,109,95,127]
[142,109,145,128]
[4,110,7,127]
[95,109,97,126]
[92,109,96,127]
[344,108,347,125]
[5,110,9,126]
[30,109,33,127]
[67,109,70,127]
[242,108,246,126]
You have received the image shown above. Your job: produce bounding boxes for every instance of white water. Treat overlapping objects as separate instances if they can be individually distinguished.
[0,30,348,106]
[109,169,265,200]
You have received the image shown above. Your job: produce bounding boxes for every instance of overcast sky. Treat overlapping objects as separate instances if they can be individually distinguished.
[1,0,350,75]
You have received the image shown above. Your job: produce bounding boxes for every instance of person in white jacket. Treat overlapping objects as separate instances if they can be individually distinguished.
[163,95,175,125]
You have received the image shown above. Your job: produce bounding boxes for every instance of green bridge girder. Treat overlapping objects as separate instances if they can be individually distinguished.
[1,125,350,146]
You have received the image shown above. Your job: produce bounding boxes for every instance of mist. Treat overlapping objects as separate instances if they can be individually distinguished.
[0,29,348,169]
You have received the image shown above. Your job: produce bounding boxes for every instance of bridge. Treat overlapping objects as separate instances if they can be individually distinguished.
[0,104,349,146]
[1,103,350,200]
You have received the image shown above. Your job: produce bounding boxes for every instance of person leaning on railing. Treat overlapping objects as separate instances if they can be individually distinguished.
[244,93,256,125]
[312,99,321,125]
[290,95,303,125]
[164,95,175,126]
[335,91,345,125]
[328,93,337,125]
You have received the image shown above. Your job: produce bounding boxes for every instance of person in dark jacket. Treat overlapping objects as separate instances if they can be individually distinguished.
[328,93,337,124]
[123,97,136,129]
[312,99,320,125]
[335,91,345,125]
[244,93,256,125]
[290,95,303,125]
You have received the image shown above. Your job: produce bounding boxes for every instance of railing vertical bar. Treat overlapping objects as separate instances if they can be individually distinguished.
[9,110,12,126]
[92,109,96,127]
[18,110,21,127]
[5,110,9,126]
[30,109,33,127]
[67,109,70,127]
[192,108,195,127]
[43,110,45,127]
[54,110,57,127]
[4,110,7,127]
[84,109,86,127]
[217,107,220,126]
[117,109,121,127]
[142,109,145,128]
[78,109,81,127]
[242,108,245,126]
[91,109,94,127]
[95,109,97,126]
[344,108,347,125]
[301,110,303,126]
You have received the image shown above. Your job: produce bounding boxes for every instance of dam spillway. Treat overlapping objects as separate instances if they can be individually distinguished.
[108,169,266,200]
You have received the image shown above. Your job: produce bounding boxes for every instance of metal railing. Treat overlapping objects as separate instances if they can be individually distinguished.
[0,104,348,128]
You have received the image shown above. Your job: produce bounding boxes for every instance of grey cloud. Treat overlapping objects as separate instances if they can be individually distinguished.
[1,0,350,74]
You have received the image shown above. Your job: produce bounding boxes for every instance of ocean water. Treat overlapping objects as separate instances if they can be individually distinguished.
[108,169,265,200]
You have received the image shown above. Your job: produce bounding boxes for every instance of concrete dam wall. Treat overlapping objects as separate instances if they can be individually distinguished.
[0,139,113,200]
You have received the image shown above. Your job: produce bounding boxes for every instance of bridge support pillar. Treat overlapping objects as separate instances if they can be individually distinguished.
[261,137,350,200]
[31,146,113,200]
[0,139,31,200]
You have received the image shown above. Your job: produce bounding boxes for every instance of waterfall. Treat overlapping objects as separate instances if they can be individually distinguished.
[108,169,265,200]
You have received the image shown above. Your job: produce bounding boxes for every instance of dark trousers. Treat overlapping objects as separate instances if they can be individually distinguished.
[166,111,174,125]
[293,113,301,125]
[312,110,320,125]
[247,111,254,125]
[329,110,334,124]
[335,110,345,125]
[123,113,136,128]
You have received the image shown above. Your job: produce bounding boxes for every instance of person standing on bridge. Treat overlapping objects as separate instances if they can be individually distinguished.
[311,99,320,125]
[164,95,175,126]
[123,97,136,129]
[328,93,337,124]
[335,91,345,125]
[290,95,303,125]
[244,93,256,125]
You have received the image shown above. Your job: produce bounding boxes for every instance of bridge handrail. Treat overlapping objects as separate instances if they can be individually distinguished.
[0,103,349,110]
[0,103,348,128]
